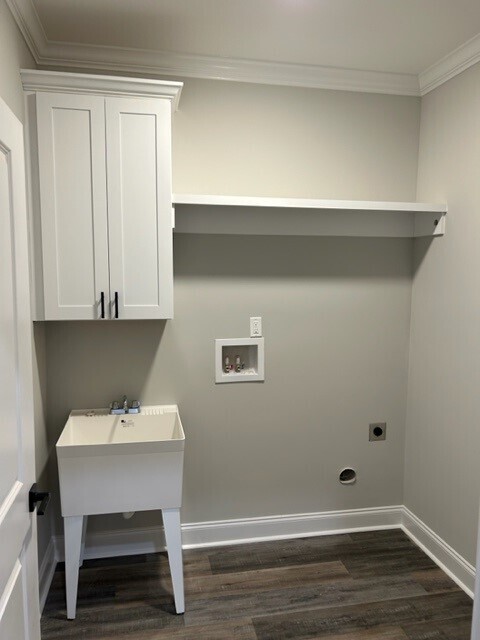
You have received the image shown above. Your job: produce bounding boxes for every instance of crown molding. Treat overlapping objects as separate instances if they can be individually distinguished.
[5,0,47,62]
[20,69,183,108]
[419,31,480,95]
[7,0,480,97]
[32,39,420,96]
[5,0,420,96]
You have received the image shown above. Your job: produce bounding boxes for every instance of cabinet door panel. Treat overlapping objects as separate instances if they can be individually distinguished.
[36,93,110,319]
[106,98,173,319]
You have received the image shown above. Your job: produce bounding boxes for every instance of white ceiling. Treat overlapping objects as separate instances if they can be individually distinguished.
[8,0,480,95]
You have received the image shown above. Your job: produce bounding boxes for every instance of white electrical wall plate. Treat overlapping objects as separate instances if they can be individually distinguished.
[250,317,262,337]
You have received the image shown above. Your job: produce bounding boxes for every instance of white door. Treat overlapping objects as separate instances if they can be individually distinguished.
[0,98,41,639]
[36,92,110,320]
[106,97,173,320]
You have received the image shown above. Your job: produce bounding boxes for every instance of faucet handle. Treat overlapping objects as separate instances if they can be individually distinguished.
[109,400,126,415]
[128,400,141,414]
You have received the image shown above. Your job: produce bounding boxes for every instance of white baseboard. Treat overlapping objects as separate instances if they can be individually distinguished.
[38,536,57,613]
[401,507,475,598]
[42,504,475,606]
[181,505,404,549]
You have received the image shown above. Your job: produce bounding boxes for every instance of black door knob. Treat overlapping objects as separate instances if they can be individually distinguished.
[29,483,51,515]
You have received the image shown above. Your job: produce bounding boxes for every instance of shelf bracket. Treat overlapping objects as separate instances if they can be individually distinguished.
[413,211,447,237]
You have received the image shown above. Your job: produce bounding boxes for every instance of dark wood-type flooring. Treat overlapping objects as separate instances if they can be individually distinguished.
[41,529,473,639]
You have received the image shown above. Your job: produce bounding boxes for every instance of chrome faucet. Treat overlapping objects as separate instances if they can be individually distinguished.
[109,396,141,415]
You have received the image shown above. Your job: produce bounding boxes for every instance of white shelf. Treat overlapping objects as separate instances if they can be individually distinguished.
[173,194,446,213]
[172,194,447,238]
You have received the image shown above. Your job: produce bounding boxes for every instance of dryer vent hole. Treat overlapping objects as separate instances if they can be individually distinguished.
[339,468,356,484]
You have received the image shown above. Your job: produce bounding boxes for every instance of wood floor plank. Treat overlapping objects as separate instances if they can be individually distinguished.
[44,551,212,610]
[206,531,420,576]
[205,534,356,574]
[341,548,437,578]
[94,618,258,640]
[41,600,183,640]
[409,568,462,594]
[348,530,410,543]
[401,615,472,639]
[309,628,409,640]
[252,591,472,640]
[46,558,350,614]
[183,560,349,600]
[44,574,174,612]
[54,549,213,578]
[344,531,418,552]
[182,573,429,626]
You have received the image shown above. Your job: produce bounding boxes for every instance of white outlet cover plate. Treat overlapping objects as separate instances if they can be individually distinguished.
[250,317,262,337]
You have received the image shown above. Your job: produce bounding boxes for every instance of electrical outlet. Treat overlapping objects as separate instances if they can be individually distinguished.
[250,316,262,337]
[369,422,386,441]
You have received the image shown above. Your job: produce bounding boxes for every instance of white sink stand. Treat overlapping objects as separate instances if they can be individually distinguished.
[56,405,186,620]
[64,508,184,619]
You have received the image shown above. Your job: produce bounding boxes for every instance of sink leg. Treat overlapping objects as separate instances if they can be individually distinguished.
[162,508,184,614]
[79,516,88,568]
[64,515,83,620]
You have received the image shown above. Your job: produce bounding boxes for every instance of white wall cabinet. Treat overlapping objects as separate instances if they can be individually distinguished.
[36,92,109,320]
[23,71,182,320]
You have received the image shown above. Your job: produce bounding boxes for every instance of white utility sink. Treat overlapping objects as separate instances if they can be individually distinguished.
[56,405,185,620]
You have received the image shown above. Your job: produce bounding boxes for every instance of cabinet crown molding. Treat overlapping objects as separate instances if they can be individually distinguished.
[20,70,183,110]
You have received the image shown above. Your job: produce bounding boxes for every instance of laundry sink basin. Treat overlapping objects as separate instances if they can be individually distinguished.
[56,405,185,517]
[57,406,185,457]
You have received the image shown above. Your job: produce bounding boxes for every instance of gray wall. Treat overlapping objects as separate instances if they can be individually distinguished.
[0,0,54,567]
[172,79,420,200]
[405,62,480,565]
[0,0,33,120]
[42,81,420,537]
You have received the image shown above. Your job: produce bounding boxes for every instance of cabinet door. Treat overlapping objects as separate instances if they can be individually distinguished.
[105,98,173,319]
[36,92,110,320]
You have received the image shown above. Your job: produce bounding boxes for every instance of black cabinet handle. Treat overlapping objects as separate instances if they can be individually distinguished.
[29,483,50,516]
[100,291,105,319]
[114,291,119,319]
